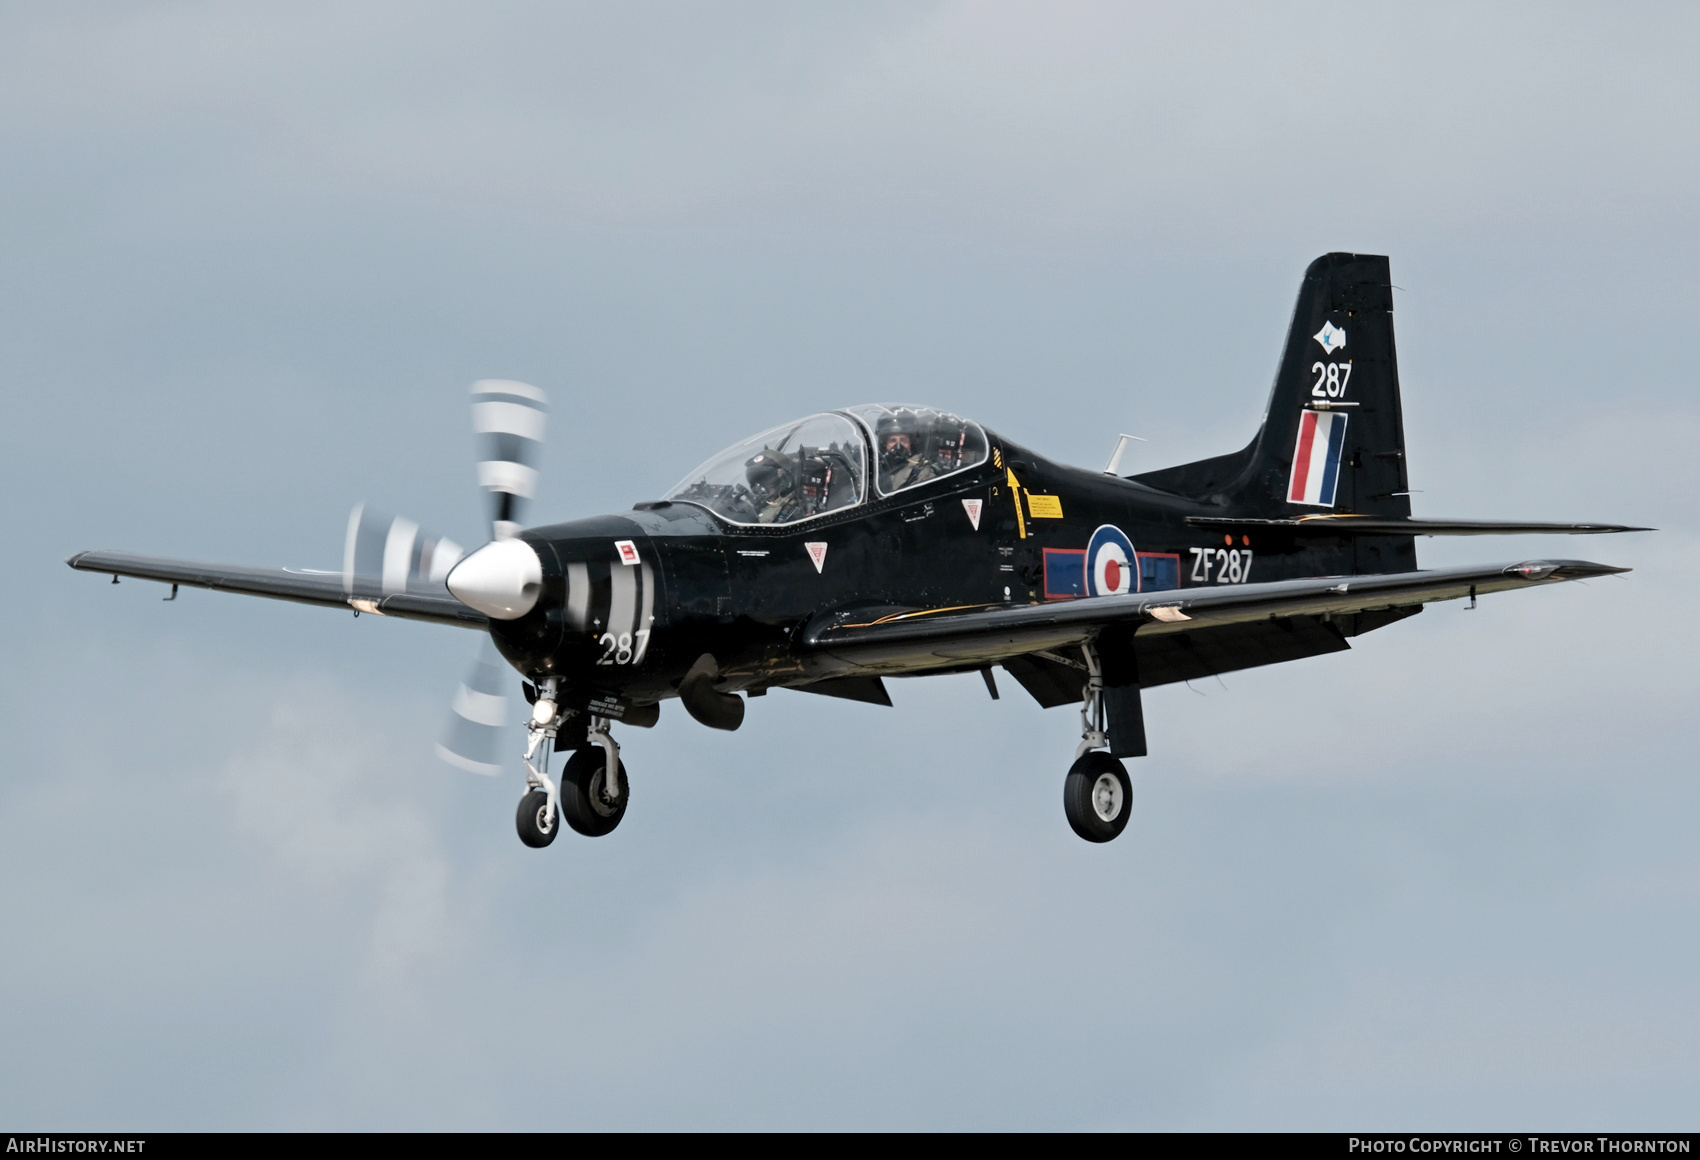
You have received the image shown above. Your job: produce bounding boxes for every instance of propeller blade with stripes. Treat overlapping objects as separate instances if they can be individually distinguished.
[436,639,513,776]
[436,379,549,773]
[342,504,465,599]
[472,379,547,541]
[344,381,550,776]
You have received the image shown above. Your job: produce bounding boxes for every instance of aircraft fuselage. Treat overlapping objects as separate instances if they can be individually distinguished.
[494,433,1415,716]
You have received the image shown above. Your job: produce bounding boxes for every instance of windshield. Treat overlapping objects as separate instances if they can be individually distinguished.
[664,413,867,526]
[845,404,990,495]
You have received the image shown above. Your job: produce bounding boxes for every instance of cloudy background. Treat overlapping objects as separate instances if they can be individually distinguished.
[2,1,1696,1129]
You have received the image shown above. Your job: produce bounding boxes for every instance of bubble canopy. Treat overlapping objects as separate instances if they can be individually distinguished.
[662,405,990,526]
[664,413,867,526]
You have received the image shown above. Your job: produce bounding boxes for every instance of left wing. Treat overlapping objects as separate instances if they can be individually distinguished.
[67,550,488,629]
[799,558,1626,677]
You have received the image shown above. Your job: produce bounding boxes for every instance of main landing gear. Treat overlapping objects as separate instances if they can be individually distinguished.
[1064,751,1132,843]
[560,732,627,837]
[515,679,628,847]
[1062,642,1135,843]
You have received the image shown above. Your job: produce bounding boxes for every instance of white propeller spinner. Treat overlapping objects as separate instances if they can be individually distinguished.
[446,538,543,620]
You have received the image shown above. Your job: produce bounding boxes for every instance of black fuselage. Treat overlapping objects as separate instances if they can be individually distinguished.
[490,432,1415,715]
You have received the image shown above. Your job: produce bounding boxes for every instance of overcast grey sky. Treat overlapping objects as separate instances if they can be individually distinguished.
[2,1,1696,1130]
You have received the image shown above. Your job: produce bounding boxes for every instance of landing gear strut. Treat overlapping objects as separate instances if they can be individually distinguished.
[1063,642,1133,843]
[561,716,627,837]
[513,684,630,846]
[515,679,564,848]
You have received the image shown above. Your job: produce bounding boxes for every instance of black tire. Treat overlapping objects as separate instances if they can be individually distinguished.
[1063,751,1132,843]
[515,789,559,848]
[562,747,628,837]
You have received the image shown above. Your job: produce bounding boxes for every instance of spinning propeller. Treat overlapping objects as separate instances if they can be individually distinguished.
[342,380,549,776]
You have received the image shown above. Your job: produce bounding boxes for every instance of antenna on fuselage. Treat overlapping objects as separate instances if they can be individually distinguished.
[1103,434,1146,476]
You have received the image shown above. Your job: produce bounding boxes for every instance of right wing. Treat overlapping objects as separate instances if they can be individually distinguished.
[66,550,488,630]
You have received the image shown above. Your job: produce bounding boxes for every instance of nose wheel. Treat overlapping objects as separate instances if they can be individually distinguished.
[515,789,559,847]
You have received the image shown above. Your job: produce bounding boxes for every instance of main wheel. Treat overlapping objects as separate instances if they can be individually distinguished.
[562,747,628,837]
[515,789,559,848]
[1063,751,1132,843]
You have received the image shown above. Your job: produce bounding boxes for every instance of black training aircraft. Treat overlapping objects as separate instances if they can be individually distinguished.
[71,253,1646,845]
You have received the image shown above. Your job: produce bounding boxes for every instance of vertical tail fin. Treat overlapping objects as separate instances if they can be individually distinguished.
[1261,253,1410,519]
[1132,252,1414,573]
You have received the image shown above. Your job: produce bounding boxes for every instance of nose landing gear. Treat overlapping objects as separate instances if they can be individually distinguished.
[516,789,559,847]
[513,680,630,846]
[561,744,627,837]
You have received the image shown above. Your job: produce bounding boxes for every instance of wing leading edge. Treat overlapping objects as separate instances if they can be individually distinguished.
[800,559,1627,677]
[66,550,488,629]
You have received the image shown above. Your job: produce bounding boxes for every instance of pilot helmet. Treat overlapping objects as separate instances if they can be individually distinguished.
[875,410,920,469]
[744,450,795,503]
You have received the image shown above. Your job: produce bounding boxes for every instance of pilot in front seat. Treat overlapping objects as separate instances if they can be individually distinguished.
[744,450,801,523]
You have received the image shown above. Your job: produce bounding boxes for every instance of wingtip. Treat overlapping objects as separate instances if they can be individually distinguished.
[1551,561,1633,580]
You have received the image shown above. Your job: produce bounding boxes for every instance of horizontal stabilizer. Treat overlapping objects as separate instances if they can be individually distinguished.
[1186,516,1652,537]
[67,550,488,629]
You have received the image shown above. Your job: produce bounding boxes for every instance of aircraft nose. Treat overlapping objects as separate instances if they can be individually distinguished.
[446,538,544,619]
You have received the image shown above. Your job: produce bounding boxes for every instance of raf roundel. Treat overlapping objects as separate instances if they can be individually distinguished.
[1085,524,1139,597]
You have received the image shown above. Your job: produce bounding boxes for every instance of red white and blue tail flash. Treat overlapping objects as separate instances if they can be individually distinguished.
[1287,409,1348,507]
